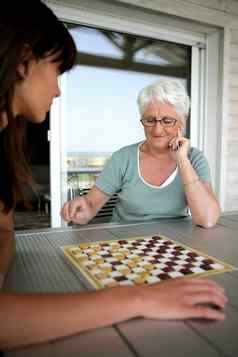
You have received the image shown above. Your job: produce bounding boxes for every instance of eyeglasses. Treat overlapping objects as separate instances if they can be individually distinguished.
[140,116,178,127]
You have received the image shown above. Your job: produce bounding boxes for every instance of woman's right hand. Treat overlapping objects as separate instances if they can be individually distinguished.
[61,186,110,225]
[61,196,92,225]
[137,277,228,321]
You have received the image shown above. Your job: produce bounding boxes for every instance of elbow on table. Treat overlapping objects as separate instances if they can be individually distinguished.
[194,216,219,228]
[195,218,218,228]
[193,204,220,228]
[199,221,216,229]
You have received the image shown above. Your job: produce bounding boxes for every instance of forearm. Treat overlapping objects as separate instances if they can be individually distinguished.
[84,188,110,223]
[0,210,15,280]
[184,183,220,227]
[178,158,220,227]
[0,230,15,278]
[1,277,228,349]
[0,286,140,349]
[84,196,101,222]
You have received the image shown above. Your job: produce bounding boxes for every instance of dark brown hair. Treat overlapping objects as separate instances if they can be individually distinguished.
[0,0,77,213]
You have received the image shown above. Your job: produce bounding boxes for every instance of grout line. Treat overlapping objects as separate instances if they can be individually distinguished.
[185,321,231,357]
[114,325,141,357]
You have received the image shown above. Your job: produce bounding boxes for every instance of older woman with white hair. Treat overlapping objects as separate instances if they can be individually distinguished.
[62,79,220,228]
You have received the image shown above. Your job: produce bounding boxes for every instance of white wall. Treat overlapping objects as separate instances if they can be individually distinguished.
[46,0,238,212]
[226,26,238,210]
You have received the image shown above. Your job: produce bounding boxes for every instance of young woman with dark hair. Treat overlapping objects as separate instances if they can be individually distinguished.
[0,0,76,296]
[0,0,228,350]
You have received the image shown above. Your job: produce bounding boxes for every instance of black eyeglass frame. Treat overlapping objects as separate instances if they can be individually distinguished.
[140,116,178,127]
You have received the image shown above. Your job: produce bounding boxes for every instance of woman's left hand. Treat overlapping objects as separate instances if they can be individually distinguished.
[169,129,190,161]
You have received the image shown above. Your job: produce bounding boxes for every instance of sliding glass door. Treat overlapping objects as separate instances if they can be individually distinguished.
[49,24,191,227]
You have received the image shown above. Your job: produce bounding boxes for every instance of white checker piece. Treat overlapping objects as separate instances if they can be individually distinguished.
[133,267,146,274]
[74,253,87,259]
[110,271,123,278]
[133,250,144,255]
[127,273,138,280]
[128,254,138,259]
[154,263,167,269]
[147,252,159,256]
[146,276,160,284]
[212,263,225,270]
[124,244,134,249]
[168,271,184,278]
[91,255,102,261]
[139,261,151,267]
[192,261,206,267]
[115,265,128,271]
[99,263,112,269]
[195,256,206,262]
[151,269,164,276]
[160,253,174,259]
[177,254,191,261]
[92,269,102,275]
[173,260,187,266]
[166,248,178,254]
[106,257,118,263]
[142,256,156,261]
[122,259,130,265]
[191,267,207,274]
[104,245,112,249]
[120,280,134,286]
[82,261,94,267]
[101,278,115,286]
[157,257,170,264]
[98,251,110,256]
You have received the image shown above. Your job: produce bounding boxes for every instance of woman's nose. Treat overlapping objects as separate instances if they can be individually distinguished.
[55,84,61,98]
[153,120,164,133]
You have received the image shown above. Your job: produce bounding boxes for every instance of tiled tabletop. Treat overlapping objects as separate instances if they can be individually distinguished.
[3,216,238,357]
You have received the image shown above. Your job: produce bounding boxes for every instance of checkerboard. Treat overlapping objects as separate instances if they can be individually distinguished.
[61,234,235,289]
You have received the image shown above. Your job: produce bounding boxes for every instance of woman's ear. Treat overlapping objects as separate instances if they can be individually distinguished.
[179,119,186,136]
[16,44,33,79]
[16,62,28,79]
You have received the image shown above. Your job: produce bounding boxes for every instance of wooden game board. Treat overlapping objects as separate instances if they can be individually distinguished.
[61,234,235,289]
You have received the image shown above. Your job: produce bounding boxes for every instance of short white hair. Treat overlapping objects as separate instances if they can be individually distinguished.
[137,79,190,119]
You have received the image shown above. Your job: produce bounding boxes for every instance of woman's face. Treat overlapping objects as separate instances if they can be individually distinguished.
[12,55,61,123]
[142,101,184,151]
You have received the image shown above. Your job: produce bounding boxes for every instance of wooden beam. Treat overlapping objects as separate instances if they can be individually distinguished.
[75,52,187,78]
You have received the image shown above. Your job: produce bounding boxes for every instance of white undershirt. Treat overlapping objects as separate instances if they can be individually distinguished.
[138,143,178,189]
